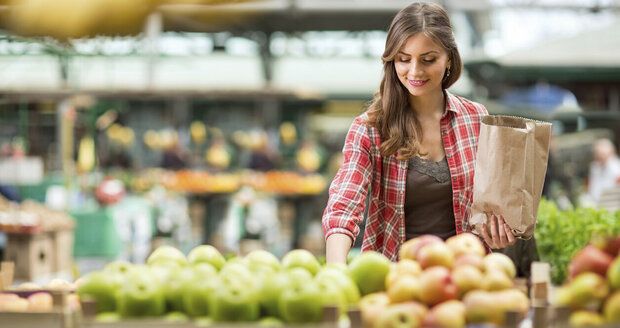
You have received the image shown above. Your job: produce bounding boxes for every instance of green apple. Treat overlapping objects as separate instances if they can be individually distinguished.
[245,249,281,274]
[258,271,292,318]
[359,293,391,327]
[569,272,610,309]
[188,245,226,270]
[348,251,391,295]
[163,266,196,312]
[315,267,361,306]
[315,278,347,316]
[147,245,187,267]
[259,317,284,326]
[193,262,218,277]
[604,291,620,323]
[116,267,166,317]
[387,275,421,303]
[209,281,260,322]
[287,267,314,288]
[278,280,323,323]
[608,256,620,290]
[220,262,254,286]
[104,260,134,276]
[183,275,221,317]
[76,271,120,312]
[195,316,214,327]
[281,249,321,276]
[570,311,604,327]
[374,303,425,328]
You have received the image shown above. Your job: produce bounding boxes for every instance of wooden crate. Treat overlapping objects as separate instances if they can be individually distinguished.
[51,228,75,274]
[4,232,54,281]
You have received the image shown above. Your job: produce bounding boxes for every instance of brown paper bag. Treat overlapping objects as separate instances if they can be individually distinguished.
[469,115,552,239]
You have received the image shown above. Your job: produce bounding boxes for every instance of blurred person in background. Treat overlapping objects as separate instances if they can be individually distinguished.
[587,138,620,203]
[247,131,278,172]
[323,2,516,264]
[161,140,189,171]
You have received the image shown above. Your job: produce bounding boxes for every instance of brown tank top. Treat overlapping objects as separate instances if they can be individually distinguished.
[404,156,456,241]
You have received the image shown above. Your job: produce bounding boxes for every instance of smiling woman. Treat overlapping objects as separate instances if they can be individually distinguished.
[323,2,516,264]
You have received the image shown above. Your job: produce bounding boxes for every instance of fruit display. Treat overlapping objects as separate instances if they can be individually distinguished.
[536,199,620,284]
[75,245,359,325]
[244,171,327,195]
[357,233,529,327]
[0,197,74,234]
[163,170,241,194]
[552,234,620,326]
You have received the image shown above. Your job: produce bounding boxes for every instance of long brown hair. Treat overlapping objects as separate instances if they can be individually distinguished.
[366,2,462,160]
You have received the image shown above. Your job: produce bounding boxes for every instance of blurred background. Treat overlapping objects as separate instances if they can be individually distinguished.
[0,0,619,282]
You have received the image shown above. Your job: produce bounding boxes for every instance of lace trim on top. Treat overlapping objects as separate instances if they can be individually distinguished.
[409,156,451,184]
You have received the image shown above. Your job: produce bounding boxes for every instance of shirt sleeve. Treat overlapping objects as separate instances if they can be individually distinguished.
[322,116,374,243]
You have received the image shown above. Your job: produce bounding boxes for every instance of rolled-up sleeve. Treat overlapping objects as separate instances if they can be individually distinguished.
[322,116,374,243]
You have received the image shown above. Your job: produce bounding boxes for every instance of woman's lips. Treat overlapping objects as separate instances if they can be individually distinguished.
[408,79,428,87]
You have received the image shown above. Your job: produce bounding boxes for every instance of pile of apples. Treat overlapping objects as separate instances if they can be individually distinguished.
[77,245,360,324]
[553,235,620,326]
[353,233,529,327]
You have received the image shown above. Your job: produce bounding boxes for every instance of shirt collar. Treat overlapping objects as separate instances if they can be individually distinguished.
[443,90,459,115]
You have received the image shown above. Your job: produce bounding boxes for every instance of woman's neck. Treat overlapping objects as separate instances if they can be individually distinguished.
[409,90,445,119]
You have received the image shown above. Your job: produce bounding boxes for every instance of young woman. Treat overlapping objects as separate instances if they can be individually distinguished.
[323,2,516,264]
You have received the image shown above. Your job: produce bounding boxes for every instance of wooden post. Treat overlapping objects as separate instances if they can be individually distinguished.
[347,307,363,328]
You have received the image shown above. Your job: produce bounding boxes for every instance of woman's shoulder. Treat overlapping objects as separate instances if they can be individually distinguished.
[447,92,489,116]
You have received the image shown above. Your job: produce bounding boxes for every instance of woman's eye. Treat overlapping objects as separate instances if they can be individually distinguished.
[423,58,436,63]
[398,57,409,62]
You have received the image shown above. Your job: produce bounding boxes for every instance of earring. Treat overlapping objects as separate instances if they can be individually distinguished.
[446,68,451,77]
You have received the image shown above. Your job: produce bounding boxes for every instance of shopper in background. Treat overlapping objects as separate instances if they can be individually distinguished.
[161,140,188,171]
[323,2,517,264]
[587,138,620,203]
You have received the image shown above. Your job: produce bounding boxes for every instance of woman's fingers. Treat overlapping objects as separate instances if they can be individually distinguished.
[497,215,508,247]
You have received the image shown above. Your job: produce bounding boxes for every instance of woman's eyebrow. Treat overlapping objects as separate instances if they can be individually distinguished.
[397,50,439,56]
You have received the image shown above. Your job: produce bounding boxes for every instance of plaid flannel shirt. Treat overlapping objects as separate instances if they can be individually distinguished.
[322,91,488,261]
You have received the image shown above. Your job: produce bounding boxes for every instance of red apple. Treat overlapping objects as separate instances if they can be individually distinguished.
[569,245,613,279]
[374,302,426,328]
[399,235,443,261]
[454,253,485,270]
[446,233,486,258]
[423,300,466,328]
[452,265,485,297]
[358,293,390,327]
[416,242,455,269]
[387,275,421,303]
[483,253,516,279]
[385,259,422,289]
[418,267,458,306]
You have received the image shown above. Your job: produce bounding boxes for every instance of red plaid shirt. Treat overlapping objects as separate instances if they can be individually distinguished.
[322,91,488,261]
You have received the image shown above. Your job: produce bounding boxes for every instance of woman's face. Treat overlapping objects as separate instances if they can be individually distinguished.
[394,33,451,98]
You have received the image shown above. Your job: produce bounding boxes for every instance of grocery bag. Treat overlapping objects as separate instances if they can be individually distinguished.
[469,115,552,239]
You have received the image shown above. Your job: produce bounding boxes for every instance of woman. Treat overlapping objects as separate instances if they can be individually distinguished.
[322,2,516,264]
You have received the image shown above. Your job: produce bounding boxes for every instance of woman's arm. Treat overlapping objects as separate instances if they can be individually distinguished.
[325,233,353,264]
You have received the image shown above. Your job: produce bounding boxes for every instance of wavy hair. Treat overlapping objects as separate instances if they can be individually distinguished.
[366,2,461,160]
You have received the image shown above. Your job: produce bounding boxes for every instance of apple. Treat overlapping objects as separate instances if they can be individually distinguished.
[552,285,574,308]
[348,251,391,296]
[374,302,425,328]
[592,235,620,257]
[209,280,260,322]
[315,267,361,306]
[188,245,226,271]
[104,260,134,276]
[281,249,321,276]
[483,253,516,278]
[258,271,291,318]
[484,268,514,291]
[0,293,24,312]
[568,245,613,279]
[568,272,609,309]
[570,311,605,327]
[163,266,196,312]
[259,317,285,326]
[387,275,421,303]
[463,290,504,325]
[147,245,187,267]
[324,262,348,272]
[245,249,281,274]
[116,267,166,317]
[446,233,486,258]
[399,235,443,261]
[495,289,529,316]
[193,262,218,277]
[416,242,455,269]
[2,296,29,312]
[183,274,221,317]
[286,267,314,289]
[278,280,323,323]
[385,259,422,289]
[423,300,466,328]
[608,256,620,290]
[358,293,390,327]
[316,278,347,316]
[604,291,620,323]
[219,262,254,286]
[452,265,485,297]
[76,271,120,312]
[454,253,484,270]
[418,266,458,306]
[27,292,53,312]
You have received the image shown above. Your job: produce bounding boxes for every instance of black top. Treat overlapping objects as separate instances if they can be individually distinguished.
[404,156,456,241]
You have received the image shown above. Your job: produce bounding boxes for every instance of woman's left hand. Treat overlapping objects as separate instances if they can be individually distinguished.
[480,214,516,249]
